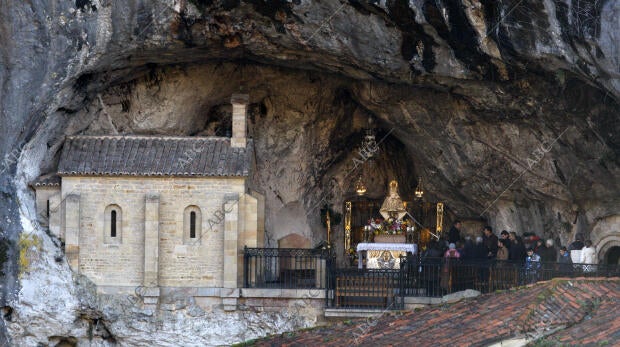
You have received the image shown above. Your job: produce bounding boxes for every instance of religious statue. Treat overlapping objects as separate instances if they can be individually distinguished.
[380,180,407,220]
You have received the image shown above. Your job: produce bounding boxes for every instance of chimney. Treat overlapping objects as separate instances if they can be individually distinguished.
[230,93,249,148]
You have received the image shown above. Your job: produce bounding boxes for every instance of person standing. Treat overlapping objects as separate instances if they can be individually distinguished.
[500,230,510,242]
[448,221,462,244]
[558,246,573,275]
[461,236,474,260]
[579,240,597,272]
[508,232,527,264]
[472,236,488,261]
[569,236,584,251]
[541,239,557,263]
[483,226,499,259]
[525,248,541,283]
[444,243,461,259]
[497,239,509,261]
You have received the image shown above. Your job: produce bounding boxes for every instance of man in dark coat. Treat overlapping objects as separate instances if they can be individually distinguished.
[448,221,462,244]
[558,246,573,274]
[540,239,557,263]
[508,232,527,263]
[568,236,584,251]
[482,226,499,259]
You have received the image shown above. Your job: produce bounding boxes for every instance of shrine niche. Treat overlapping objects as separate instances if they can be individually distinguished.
[344,178,447,268]
[339,120,448,267]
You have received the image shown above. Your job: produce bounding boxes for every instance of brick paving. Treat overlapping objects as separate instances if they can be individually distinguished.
[248,278,620,347]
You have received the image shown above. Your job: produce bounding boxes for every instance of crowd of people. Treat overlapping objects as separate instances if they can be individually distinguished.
[438,221,596,264]
[412,221,603,292]
[427,221,599,268]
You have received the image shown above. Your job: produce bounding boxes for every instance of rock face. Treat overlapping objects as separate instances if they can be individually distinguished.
[0,0,618,345]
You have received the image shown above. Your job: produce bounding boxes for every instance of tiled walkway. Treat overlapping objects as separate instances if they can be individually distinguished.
[248,277,620,347]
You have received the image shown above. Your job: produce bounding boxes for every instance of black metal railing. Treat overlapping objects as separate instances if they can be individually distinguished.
[326,267,404,310]
[243,248,620,310]
[400,257,620,297]
[243,247,332,289]
[537,261,620,281]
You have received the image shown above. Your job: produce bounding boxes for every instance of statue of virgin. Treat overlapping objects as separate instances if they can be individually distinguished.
[380,180,407,220]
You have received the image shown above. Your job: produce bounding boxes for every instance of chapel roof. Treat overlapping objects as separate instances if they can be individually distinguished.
[57,135,252,177]
[31,173,61,187]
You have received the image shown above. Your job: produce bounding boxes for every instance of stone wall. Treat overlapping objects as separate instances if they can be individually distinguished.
[32,186,61,237]
[60,176,258,289]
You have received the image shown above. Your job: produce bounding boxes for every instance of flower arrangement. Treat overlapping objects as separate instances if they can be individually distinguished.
[367,218,408,235]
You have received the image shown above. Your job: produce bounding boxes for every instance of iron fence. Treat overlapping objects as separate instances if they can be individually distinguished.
[243,248,620,310]
[243,247,332,289]
[401,257,620,297]
[326,267,404,310]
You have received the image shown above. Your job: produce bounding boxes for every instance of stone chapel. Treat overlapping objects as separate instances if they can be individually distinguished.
[31,94,264,306]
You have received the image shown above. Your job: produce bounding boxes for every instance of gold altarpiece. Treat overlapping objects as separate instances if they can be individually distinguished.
[343,197,383,252]
[344,197,444,255]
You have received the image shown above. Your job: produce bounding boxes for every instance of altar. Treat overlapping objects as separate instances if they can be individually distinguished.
[356,242,417,269]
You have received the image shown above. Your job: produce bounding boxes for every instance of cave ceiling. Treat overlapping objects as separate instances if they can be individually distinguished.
[1,0,619,246]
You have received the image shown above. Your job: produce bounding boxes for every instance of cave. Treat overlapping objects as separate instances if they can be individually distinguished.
[0,0,618,345]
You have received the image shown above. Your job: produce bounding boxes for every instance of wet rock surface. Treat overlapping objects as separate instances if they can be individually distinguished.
[0,0,618,345]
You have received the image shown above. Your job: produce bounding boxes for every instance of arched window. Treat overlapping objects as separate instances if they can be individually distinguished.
[104,205,122,244]
[111,210,117,237]
[184,206,201,245]
[190,211,196,239]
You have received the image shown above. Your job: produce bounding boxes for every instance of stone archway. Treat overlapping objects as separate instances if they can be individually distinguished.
[596,235,620,264]
[604,246,620,265]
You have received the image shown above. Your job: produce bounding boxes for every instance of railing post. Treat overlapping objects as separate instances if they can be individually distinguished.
[400,256,406,301]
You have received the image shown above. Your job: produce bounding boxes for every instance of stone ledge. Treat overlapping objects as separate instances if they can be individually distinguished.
[404,296,442,305]
[404,289,481,305]
[240,288,325,299]
[324,308,395,318]
[441,289,481,303]
[95,285,328,302]
[97,285,144,295]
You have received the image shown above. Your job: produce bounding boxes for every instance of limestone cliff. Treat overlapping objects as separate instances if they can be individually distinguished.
[0,0,618,345]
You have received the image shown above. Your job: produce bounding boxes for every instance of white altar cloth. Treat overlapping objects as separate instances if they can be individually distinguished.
[356,243,417,269]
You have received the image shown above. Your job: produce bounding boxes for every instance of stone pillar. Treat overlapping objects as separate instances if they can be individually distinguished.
[230,94,249,148]
[143,193,160,305]
[64,194,80,271]
[223,198,239,288]
[223,198,240,311]
[144,194,160,286]
[237,194,254,286]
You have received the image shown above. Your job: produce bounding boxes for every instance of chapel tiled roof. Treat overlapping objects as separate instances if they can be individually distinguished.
[30,173,61,187]
[252,278,620,347]
[57,135,252,177]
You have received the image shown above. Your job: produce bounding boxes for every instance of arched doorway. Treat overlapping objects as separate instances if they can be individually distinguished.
[596,235,620,265]
[604,246,620,265]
